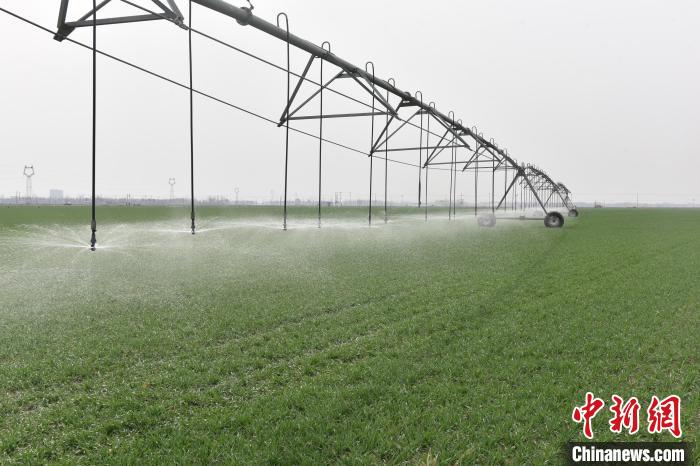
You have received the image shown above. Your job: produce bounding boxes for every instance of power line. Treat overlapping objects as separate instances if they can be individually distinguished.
[0,7,451,172]
[119,0,449,142]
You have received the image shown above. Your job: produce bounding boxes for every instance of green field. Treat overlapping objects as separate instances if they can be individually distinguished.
[0,206,697,464]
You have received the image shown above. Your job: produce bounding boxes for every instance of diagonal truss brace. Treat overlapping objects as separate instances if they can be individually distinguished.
[54,0,184,41]
[279,60,398,127]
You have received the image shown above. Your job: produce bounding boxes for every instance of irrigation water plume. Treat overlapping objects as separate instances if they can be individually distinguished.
[2,1,578,249]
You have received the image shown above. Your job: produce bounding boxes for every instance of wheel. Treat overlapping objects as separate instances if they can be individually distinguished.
[544,212,564,228]
[568,208,579,218]
[477,214,496,228]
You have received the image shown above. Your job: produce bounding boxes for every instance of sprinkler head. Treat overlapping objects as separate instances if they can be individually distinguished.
[90,232,97,251]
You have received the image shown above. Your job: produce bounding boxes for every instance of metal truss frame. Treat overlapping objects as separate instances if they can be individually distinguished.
[51,0,577,247]
[55,0,184,41]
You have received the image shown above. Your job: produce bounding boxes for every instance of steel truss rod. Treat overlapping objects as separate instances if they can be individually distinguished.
[520,171,548,213]
[423,128,452,166]
[284,70,344,122]
[462,144,501,171]
[371,108,419,153]
[462,164,510,170]
[384,145,464,153]
[543,189,555,207]
[279,53,316,124]
[426,111,472,153]
[289,112,388,121]
[459,144,487,172]
[496,173,520,210]
[430,160,498,166]
[352,73,396,116]
[66,14,162,28]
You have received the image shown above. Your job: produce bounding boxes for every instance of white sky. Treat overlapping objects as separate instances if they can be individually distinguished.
[0,0,698,204]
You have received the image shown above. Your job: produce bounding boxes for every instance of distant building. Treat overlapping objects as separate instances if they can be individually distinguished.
[49,189,64,203]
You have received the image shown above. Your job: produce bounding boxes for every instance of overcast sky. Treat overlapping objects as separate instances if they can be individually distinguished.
[0,0,698,204]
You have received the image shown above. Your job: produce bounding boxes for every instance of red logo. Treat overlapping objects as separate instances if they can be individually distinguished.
[572,393,682,439]
[609,395,640,434]
[572,392,605,439]
[647,395,682,438]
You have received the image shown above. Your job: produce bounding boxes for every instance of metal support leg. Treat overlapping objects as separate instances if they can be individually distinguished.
[504,162,508,212]
[491,157,495,213]
[318,65,323,228]
[367,62,376,226]
[417,92,423,208]
[188,0,196,235]
[425,107,430,221]
[452,145,457,217]
[278,13,290,230]
[474,165,478,216]
[318,43,330,228]
[90,0,97,250]
[384,83,391,223]
[448,137,454,220]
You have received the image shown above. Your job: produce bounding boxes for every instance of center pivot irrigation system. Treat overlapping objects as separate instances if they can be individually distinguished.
[3,0,578,250]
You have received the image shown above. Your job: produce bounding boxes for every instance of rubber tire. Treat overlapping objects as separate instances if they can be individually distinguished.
[568,208,579,218]
[544,212,565,228]
[477,214,496,228]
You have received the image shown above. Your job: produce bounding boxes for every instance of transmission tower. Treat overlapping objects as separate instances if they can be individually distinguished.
[169,178,176,202]
[23,165,35,202]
